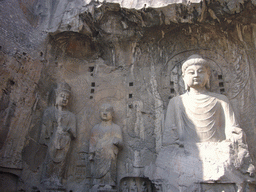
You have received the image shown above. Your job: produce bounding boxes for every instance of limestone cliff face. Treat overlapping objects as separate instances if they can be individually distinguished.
[1,0,256,191]
[34,0,256,33]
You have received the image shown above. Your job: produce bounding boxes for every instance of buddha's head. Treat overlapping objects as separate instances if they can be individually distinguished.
[55,82,71,107]
[182,54,211,91]
[99,103,114,121]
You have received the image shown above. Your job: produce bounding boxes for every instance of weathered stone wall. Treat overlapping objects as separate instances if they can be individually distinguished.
[1,0,256,191]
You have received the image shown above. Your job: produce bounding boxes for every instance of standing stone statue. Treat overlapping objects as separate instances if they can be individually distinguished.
[89,103,123,190]
[40,82,76,187]
[162,54,254,190]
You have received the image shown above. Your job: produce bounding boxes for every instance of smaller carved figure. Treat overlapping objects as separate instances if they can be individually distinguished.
[40,82,76,187]
[155,184,162,192]
[130,180,138,192]
[122,181,129,192]
[141,181,148,192]
[89,103,123,190]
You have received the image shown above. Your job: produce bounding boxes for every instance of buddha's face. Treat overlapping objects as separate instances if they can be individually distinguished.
[56,91,70,107]
[100,105,113,121]
[183,64,210,89]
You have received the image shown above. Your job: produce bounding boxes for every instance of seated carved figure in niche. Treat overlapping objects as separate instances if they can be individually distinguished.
[89,103,123,190]
[130,180,138,192]
[40,82,76,187]
[163,54,254,176]
[121,181,129,192]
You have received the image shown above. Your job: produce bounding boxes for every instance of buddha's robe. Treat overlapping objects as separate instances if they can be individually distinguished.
[163,90,255,180]
[164,92,242,144]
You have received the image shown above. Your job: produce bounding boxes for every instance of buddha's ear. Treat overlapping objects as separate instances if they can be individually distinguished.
[205,78,210,90]
[55,89,58,96]
[182,74,189,91]
[184,83,189,91]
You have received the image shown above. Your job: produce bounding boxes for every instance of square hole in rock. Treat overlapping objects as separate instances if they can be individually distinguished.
[219,82,224,87]
[89,67,94,72]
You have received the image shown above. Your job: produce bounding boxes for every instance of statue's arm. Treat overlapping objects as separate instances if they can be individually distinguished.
[113,125,123,149]
[39,108,54,145]
[220,95,243,141]
[89,126,97,161]
[163,97,180,146]
[220,95,255,176]
[67,113,77,139]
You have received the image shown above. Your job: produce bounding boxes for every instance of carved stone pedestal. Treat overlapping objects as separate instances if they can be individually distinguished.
[154,142,255,191]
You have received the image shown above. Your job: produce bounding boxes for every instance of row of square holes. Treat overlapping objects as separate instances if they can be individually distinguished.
[88,66,135,99]
[129,82,133,98]
[88,67,135,99]
[88,66,225,100]
[218,75,225,94]
[90,82,95,99]
[90,82,134,99]
[89,67,95,99]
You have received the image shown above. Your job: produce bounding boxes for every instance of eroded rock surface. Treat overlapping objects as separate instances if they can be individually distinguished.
[1,0,256,191]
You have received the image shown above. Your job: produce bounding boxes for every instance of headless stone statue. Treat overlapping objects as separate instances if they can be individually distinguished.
[40,82,76,187]
[89,103,123,190]
[159,54,255,191]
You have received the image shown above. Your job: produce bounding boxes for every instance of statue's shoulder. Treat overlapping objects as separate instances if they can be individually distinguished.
[91,124,101,131]
[166,95,183,110]
[112,123,122,131]
[66,110,76,118]
[44,106,55,113]
[168,95,183,103]
[42,106,56,120]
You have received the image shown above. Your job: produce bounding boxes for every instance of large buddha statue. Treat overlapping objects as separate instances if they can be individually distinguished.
[164,54,248,145]
[159,54,255,191]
